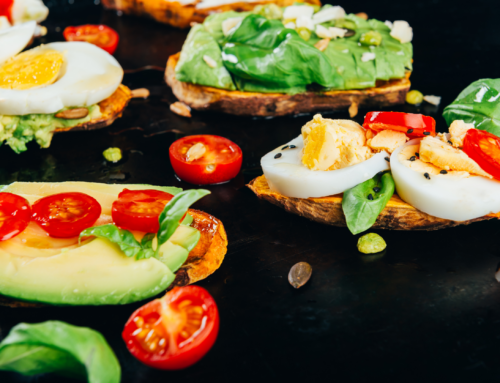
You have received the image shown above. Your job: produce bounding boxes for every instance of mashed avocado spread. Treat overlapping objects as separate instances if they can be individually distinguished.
[0,105,101,154]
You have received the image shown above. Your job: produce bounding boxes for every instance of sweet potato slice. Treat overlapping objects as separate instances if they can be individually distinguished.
[166,53,411,117]
[247,175,497,231]
[102,0,321,29]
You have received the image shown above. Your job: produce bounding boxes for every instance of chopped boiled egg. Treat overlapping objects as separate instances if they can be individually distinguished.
[315,25,346,39]
[361,52,376,62]
[367,130,408,154]
[284,21,296,29]
[419,136,491,178]
[296,16,314,31]
[283,5,314,20]
[0,47,64,90]
[301,114,372,171]
[312,6,346,24]
[390,20,413,43]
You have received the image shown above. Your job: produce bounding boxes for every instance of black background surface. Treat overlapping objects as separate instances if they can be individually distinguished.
[2,1,500,382]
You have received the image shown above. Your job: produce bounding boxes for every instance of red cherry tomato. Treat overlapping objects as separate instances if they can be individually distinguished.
[63,25,119,55]
[363,112,436,138]
[112,189,181,233]
[0,0,13,23]
[0,193,31,241]
[32,192,102,238]
[123,285,219,370]
[169,135,242,185]
[463,129,500,180]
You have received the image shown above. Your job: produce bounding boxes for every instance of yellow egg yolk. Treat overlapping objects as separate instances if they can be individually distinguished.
[301,114,372,171]
[0,48,64,90]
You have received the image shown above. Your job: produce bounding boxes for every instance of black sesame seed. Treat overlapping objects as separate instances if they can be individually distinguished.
[424,172,430,179]
[281,145,289,150]
[289,145,297,149]
[384,157,390,162]
[274,153,282,159]
[448,140,453,145]
[407,129,414,134]
[367,194,374,200]
[423,131,430,136]
[409,156,416,161]
[440,170,448,174]
[415,152,419,157]
[373,187,381,193]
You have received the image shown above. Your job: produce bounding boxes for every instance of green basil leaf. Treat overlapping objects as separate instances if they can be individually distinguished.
[79,224,149,259]
[443,78,500,136]
[0,321,120,383]
[157,189,210,247]
[342,172,395,235]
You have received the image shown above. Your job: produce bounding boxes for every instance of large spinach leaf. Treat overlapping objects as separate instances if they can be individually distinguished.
[0,321,120,383]
[443,78,500,136]
[342,172,395,235]
[175,24,236,90]
[222,14,343,94]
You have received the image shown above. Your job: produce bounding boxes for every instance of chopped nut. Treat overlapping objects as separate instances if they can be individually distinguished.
[348,101,358,118]
[288,262,312,289]
[186,143,206,162]
[355,12,368,20]
[203,55,217,68]
[170,102,192,118]
[423,95,441,106]
[55,108,89,120]
[131,88,150,99]
[314,38,330,52]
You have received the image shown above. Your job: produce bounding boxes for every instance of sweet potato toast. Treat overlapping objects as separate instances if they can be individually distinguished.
[0,209,228,308]
[166,53,411,117]
[54,84,132,133]
[248,175,499,231]
[102,0,321,29]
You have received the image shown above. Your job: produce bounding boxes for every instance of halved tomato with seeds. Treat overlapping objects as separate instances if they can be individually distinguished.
[122,285,219,370]
[112,189,180,233]
[32,192,101,238]
[0,192,31,241]
[463,128,500,180]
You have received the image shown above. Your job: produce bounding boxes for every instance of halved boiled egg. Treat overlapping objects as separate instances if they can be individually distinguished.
[391,139,500,221]
[261,135,390,198]
[0,39,123,115]
[0,20,35,64]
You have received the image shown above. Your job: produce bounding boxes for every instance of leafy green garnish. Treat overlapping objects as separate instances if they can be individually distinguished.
[342,172,395,234]
[443,78,500,136]
[0,321,120,383]
[79,189,210,260]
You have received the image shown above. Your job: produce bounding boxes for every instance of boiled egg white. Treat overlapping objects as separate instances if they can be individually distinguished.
[0,41,123,115]
[261,135,390,198]
[0,20,35,64]
[391,139,500,221]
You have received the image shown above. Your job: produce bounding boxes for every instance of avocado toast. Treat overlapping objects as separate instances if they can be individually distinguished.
[0,182,227,307]
[166,5,413,117]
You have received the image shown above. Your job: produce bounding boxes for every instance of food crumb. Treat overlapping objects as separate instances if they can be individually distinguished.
[103,147,122,163]
[170,101,192,117]
[357,233,386,254]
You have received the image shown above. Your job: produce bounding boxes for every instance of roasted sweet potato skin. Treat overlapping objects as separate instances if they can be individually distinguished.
[0,209,227,307]
[248,175,497,231]
[102,0,321,29]
[166,53,411,117]
[54,84,132,133]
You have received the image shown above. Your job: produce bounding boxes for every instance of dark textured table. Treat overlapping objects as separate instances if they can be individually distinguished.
[2,1,500,382]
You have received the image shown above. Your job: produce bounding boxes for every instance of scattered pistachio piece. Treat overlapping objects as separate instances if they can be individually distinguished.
[55,108,89,120]
[314,38,330,52]
[103,147,122,163]
[288,262,312,289]
[186,143,206,162]
[357,233,386,254]
[170,102,192,117]
[131,88,150,99]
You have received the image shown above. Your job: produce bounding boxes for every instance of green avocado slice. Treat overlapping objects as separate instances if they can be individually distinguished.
[0,182,201,306]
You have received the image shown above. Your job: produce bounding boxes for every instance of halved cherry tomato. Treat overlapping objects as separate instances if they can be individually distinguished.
[63,25,119,55]
[363,112,436,138]
[112,189,182,233]
[0,0,13,23]
[32,192,102,238]
[0,193,31,241]
[463,129,500,180]
[169,135,242,185]
[123,285,219,370]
